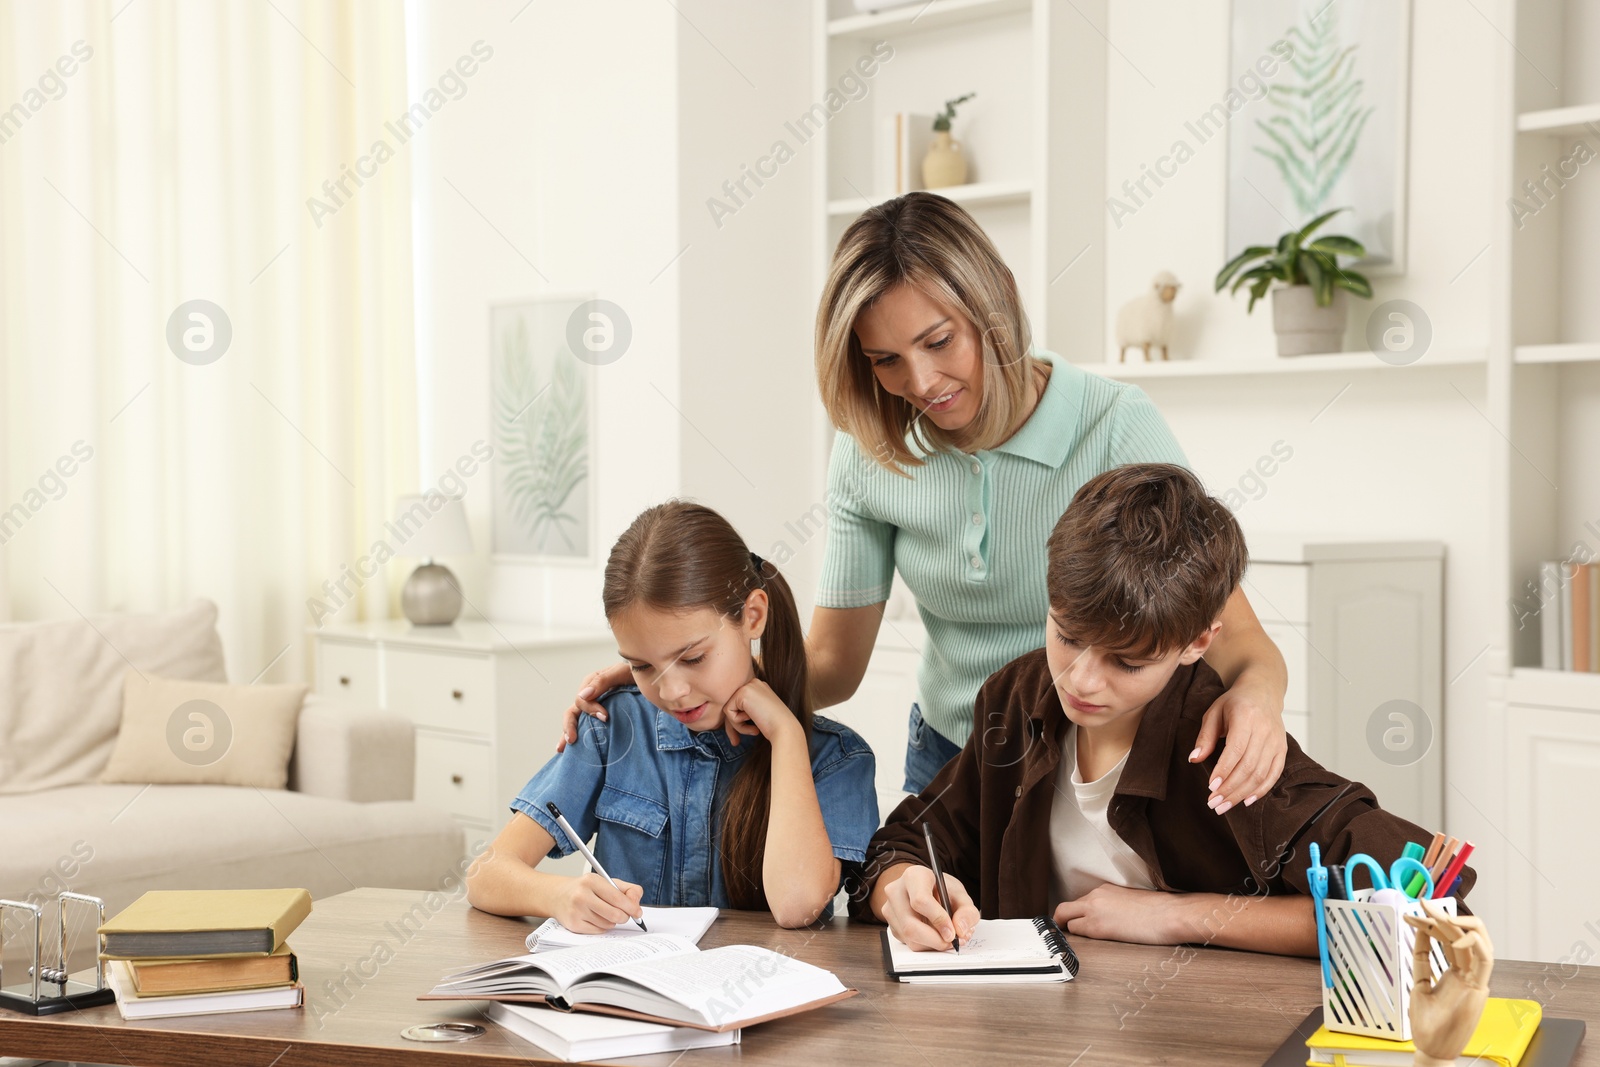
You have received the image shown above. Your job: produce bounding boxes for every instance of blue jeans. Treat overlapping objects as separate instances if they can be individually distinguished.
[903,702,963,795]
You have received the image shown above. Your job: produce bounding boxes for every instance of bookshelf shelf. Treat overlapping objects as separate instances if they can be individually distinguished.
[826,179,1031,216]
[827,0,1031,40]
[1515,102,1600,135]
[1513,342,1600,365]
[1506,667,1600,711]
[1082,347,1488,380]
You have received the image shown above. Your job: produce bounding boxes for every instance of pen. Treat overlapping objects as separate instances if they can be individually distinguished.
[1328,864,1348,902]
[922,821,960,953]
[546,801,647,932]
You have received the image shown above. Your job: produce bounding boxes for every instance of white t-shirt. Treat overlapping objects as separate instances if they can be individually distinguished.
[1048,722,1157,902]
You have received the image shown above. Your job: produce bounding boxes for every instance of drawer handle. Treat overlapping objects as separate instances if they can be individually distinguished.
[451,689,464,700]
[451,774,464,785]
[338,675,350,687]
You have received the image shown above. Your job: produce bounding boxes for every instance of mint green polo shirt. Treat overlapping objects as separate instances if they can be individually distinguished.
[816,348,1188,747]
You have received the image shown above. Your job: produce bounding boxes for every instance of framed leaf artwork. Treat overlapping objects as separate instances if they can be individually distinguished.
[1226,0,1411,273]
[489,295,596,564]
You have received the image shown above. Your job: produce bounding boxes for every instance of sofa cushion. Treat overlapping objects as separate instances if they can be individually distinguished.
[0,600,227,794]
[0,784,472,934]
[99,673,307,789]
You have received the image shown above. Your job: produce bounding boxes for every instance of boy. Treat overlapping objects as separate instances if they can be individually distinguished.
[852,463,1473,955]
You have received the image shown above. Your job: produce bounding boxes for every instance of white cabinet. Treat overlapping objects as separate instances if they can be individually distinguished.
[312,619,614,870]
[1246,538,1445,830]
[1504,668,1600,962]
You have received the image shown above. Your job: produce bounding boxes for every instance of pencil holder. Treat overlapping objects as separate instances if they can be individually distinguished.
[1319,891,1456,1041]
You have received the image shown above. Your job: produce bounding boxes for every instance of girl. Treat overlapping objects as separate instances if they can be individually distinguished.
[466,501,879,930]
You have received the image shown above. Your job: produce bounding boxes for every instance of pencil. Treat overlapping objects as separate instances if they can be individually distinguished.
[922,821,960,953]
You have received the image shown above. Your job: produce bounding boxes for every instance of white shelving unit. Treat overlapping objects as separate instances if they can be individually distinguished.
[1089,347,1488,381]
[1492,0,1600,962]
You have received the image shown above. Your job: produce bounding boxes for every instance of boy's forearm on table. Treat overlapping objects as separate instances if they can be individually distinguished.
[1172,892,1318,956]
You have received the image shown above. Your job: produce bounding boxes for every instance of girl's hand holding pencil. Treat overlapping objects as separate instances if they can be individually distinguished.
[552,872,646,935]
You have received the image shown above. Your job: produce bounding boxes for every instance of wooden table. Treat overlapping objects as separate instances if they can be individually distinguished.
[0,887,1594,1066]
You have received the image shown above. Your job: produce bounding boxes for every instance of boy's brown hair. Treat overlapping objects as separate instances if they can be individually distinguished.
[1046,463,1247,660]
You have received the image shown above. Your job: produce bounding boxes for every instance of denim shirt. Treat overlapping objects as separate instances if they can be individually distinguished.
[510,685,880,908]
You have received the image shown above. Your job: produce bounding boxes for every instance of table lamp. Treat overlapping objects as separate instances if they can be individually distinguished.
[392,494,473,625]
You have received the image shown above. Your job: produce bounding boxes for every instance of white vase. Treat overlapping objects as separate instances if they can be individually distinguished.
[1271,286,1349,357]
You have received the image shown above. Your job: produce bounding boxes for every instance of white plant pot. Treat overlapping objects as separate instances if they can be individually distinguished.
[1271,286,1349,357]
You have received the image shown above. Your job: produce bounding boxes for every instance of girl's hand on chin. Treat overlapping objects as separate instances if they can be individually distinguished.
[721,678,800,746]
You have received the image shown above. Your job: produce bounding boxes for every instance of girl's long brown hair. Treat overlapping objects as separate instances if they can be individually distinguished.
[601,501,812,910]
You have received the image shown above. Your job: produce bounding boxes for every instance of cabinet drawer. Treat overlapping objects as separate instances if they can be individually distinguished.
[415,732,499,822]
[1243,563,1309,624]
[317,641,380,707]
[385,648,495,734]
[1262,620,1310,713]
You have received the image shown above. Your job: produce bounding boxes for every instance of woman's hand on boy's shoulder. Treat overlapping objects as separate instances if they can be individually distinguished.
[880,866,980,952]
[722,678,801,747]
[556,661,634,753]
[1191,678,1288,814]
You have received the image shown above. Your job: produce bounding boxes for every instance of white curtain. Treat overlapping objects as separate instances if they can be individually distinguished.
[0,0,418,684]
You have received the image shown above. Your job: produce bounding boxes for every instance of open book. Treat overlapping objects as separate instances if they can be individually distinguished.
[882,916,1081,983]
[421,933,854,1032]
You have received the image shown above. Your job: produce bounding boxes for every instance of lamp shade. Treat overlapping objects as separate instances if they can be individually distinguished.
[390,494,474,558]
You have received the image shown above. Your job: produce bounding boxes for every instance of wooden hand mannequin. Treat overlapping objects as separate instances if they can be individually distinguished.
[1405,898,1494,1067]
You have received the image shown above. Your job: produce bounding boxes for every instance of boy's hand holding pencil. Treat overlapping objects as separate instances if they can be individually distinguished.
[880,864,981,952]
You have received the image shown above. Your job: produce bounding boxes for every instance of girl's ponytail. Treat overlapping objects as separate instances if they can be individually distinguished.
[602,502,813,911]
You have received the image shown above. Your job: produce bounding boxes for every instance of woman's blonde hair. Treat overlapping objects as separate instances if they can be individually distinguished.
[815,191,1040,473]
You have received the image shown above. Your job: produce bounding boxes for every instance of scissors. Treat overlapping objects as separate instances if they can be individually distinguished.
[1308,843,1333,987]
[1343,853,1435,906]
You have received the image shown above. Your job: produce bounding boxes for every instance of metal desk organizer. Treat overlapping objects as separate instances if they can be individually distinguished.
[0,892,117,1015]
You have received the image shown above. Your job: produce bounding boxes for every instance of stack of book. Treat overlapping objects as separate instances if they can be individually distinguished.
[1305,998,1547,1067]
[98,888,310,1020]
[1538,560,1600,671]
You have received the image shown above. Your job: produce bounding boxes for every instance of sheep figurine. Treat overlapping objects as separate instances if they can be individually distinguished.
[1115,271,1181,361]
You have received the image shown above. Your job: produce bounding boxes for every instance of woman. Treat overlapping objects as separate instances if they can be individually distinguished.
[561,192,1289,810]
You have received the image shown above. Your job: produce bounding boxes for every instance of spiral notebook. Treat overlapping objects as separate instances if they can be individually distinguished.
[880,916,1081,984]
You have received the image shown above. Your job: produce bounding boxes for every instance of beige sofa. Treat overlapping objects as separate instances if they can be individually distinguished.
[0,600,465,938]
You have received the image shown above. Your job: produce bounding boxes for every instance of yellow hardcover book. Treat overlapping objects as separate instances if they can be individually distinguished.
[129,943,298,996]
[99,889,312,959]
[1305,998,1542,1067]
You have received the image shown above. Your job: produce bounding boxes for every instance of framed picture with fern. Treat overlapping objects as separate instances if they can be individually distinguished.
[1226,0,1411,273]
[489,295,596,564]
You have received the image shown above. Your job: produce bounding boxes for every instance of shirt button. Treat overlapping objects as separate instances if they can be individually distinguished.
[1014,786,1023,798]
[971,461,981,475]
[971,555,983,568]
[971,512,982,525]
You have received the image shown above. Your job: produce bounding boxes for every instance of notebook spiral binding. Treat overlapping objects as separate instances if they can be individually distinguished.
[1031,916,1081,978]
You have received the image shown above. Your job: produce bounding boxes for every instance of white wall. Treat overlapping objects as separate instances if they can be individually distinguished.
[408,0,682,630]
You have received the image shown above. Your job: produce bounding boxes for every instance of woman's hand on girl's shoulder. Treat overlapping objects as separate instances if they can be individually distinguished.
[556,661,634,753]
[721,678,801,748]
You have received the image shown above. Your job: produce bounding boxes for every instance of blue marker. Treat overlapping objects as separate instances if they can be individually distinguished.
[1308,842,1333,987]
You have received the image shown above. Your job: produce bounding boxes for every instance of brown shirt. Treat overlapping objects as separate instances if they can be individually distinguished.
[850,648,1474,921]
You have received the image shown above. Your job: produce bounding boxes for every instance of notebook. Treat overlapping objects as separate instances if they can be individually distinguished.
[99,888,312,958]
[420,933,855,1032]
[1306,997,1543,1067]
[1256,1006,1586,1067]
[525,906,719,952]
[880,916,1081,983]
[105,959,303,1020]
[487,1001,739,1061]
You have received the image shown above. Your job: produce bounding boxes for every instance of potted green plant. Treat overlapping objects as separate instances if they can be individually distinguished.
[923,92,976,190]
[1214,208,1372,356]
